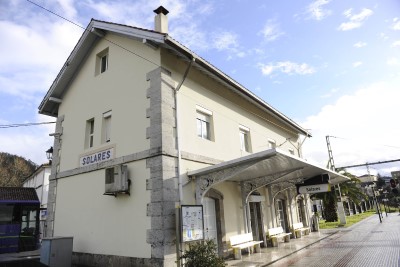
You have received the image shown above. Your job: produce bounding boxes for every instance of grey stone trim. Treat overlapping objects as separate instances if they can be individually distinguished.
[53,147,177,180]
[46,115,64,237]
[181,151,223,165]
[146,67,180,264]
[72,252,163,267]
[146,67,176,155]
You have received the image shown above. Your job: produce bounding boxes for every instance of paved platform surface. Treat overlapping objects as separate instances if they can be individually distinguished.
[227,212,400,267]
[0,249,43,267]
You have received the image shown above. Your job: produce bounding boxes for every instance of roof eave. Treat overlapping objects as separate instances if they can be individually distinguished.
[164,36,310,137]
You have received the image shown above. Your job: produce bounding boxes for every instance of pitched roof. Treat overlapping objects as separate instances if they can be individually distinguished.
[38,19,310,137]
[0,187,39,203]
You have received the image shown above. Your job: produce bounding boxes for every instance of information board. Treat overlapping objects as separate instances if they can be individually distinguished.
[181,205,204,242]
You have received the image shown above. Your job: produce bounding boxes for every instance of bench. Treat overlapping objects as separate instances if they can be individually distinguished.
[292,222,310,238]
[230,232,263,260]
[267,227,291,247]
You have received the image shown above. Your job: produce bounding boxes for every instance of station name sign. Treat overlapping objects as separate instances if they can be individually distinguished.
[80,147,114,167]
[298,184,331,194]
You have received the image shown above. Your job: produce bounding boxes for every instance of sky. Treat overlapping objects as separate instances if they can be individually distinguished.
[1,0,399,176]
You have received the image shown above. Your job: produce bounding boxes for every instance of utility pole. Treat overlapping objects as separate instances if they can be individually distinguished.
[366,164,383,223]
[326,136,346,225]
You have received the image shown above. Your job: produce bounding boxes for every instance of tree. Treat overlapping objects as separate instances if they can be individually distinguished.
[311,170,368,222]
[0,152,37,187]
[376,173,386,189]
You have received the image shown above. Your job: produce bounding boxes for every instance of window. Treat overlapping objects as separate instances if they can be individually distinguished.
[85,119,95,148]
[102,111,112,143]
[289,148,295,155]
[100,55,108,73]
[268,139,276,149]
[239,125,251,152]
[196,106,212,140]
[96,48,109,75]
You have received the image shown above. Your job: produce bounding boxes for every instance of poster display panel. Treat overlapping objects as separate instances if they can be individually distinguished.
[181,205,204,242]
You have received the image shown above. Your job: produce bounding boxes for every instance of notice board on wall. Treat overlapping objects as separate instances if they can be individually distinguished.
[181,205,204,242]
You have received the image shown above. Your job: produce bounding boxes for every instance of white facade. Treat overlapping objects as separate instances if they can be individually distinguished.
[38,7,347,267]
[23,164,51,238]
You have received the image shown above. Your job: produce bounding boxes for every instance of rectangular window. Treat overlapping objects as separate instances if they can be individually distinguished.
[102,111,112,143]
[96,48,109,75]
[196,106,213,140]
[85,118,95,148]
[239,125,251,152]
[100,55,108,73]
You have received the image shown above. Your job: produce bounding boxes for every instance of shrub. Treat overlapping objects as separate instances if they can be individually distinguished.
[179,240,226,267]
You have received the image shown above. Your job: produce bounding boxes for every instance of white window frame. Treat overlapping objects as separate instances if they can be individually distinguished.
[196,106,212,141]
[267,139,276,149]
[239,125,251,152]
[85,118,95,148]
[100,54,108,73]
[96,48,109,75]
[102,110,112,143]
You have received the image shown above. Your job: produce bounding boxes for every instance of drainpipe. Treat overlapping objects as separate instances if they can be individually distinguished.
[175,57,195,203]
[174,56,195,267]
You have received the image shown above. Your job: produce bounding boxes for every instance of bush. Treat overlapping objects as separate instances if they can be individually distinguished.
[179,240,226,267]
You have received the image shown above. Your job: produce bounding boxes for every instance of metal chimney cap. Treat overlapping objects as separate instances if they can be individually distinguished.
[153,6,169,15]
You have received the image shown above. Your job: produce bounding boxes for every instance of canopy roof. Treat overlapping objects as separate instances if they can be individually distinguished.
[188,148,349,192]
[0,187,40,204]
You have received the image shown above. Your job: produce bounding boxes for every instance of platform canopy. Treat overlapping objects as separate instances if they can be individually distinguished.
[187,148,349,204]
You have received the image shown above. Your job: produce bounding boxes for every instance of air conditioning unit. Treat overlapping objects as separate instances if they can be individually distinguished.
[104,165,130,196]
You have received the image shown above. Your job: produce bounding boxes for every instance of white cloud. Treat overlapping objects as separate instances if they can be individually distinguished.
[392,18,400,30]
[210,31,247,59]
[353,61,363,68]
[353,42,367,48]
[391,40,400,47]
[259,61,315,76]
[0,114,55,165]
[170,24,209,52]
[380,32,389,40]
[56,0,78,19]
[213,31,239,51]
[320,88,339,98]
[338,8,373,31]
[302,80,400,175]
[0,19,82,98]
[387,57,399,66]
[260,20,284,42]
[307,0,332,21]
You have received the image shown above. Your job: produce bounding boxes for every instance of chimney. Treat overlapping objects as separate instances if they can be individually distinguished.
[154,6,169,33]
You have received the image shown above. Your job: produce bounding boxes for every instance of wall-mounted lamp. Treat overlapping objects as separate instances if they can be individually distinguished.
[46,146,53,164]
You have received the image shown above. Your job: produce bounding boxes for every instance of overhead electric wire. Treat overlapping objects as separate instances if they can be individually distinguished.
[26,0,161,68]
[0,122,56,129]
[327,135,400,150]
